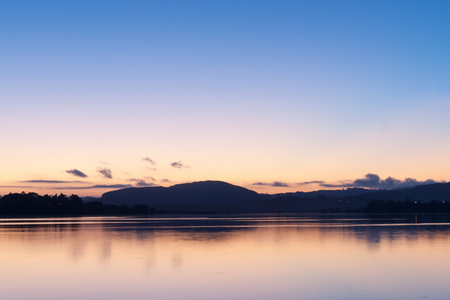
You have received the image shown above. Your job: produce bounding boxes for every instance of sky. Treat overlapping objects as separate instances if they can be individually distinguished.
[1,0,450,197]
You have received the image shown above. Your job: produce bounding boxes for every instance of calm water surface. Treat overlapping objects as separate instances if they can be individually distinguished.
[1,214,450,300]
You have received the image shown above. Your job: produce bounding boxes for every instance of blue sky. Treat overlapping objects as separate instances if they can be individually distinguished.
[1,0,450,196]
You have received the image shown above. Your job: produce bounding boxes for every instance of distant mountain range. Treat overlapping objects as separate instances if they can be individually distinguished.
[101,180,450,213]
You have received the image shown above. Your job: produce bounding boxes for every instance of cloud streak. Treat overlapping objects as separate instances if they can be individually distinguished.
[53,184,133,190]
[2,183,134,191]
[297,181,325,186]
[253,181,290,187]
[66,169,88,178]
[97,168,112,179]
[20,180,85,184]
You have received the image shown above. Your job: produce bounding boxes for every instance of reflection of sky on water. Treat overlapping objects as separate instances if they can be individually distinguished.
[1,215,450,300]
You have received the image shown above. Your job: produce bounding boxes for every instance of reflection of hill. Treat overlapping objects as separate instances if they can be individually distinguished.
[3,215,450,256]
[90,214,450,251]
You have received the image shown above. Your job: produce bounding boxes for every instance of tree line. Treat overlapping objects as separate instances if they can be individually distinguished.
[365,199,450,213]
[0,192,154,215]
[2,192,450,215]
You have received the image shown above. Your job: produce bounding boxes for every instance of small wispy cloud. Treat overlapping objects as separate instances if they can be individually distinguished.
[170,161,190,169]
[135,181,157,187]
[66,169,88,178]
[142,157,156,165]
[128,178,158,187]
[253,181,290,187]
[97,168,112,179]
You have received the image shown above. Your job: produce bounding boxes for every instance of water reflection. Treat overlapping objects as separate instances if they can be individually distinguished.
[1,214,450,300]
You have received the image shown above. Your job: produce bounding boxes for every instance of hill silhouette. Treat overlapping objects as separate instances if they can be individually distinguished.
[101,180,262,211]
[3,181,450,215]
[361,182,450,202]
[101,181,450,213]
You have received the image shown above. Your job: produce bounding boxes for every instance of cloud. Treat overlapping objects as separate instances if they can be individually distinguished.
[297,181,325,186]
[253,181,290,187]
[20,180,85,184]
[135,181,157,187]
[54,184,132,190]
[128,177,155,182]
[353,173,383,187]
[0,185,35,189]
[2,183,132,191]
[142,157,156,165]
[170,161,190,169]
[66,169,88,178]
[128,178,158,187]
[97,168,112,179]
[321,173,438,189]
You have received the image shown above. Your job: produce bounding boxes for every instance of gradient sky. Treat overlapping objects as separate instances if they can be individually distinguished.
[1,0,450,197]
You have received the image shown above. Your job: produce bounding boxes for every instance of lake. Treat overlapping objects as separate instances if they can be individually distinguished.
[1,214,449,300]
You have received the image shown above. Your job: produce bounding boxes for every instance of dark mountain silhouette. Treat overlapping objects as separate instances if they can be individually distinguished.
[3,181,449,215]
[363,182,450,202]
[101,181,263,210]
[272,183,450,202]
[275,188,382,199]
[101,181,450,213]
[265,183,450,213]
